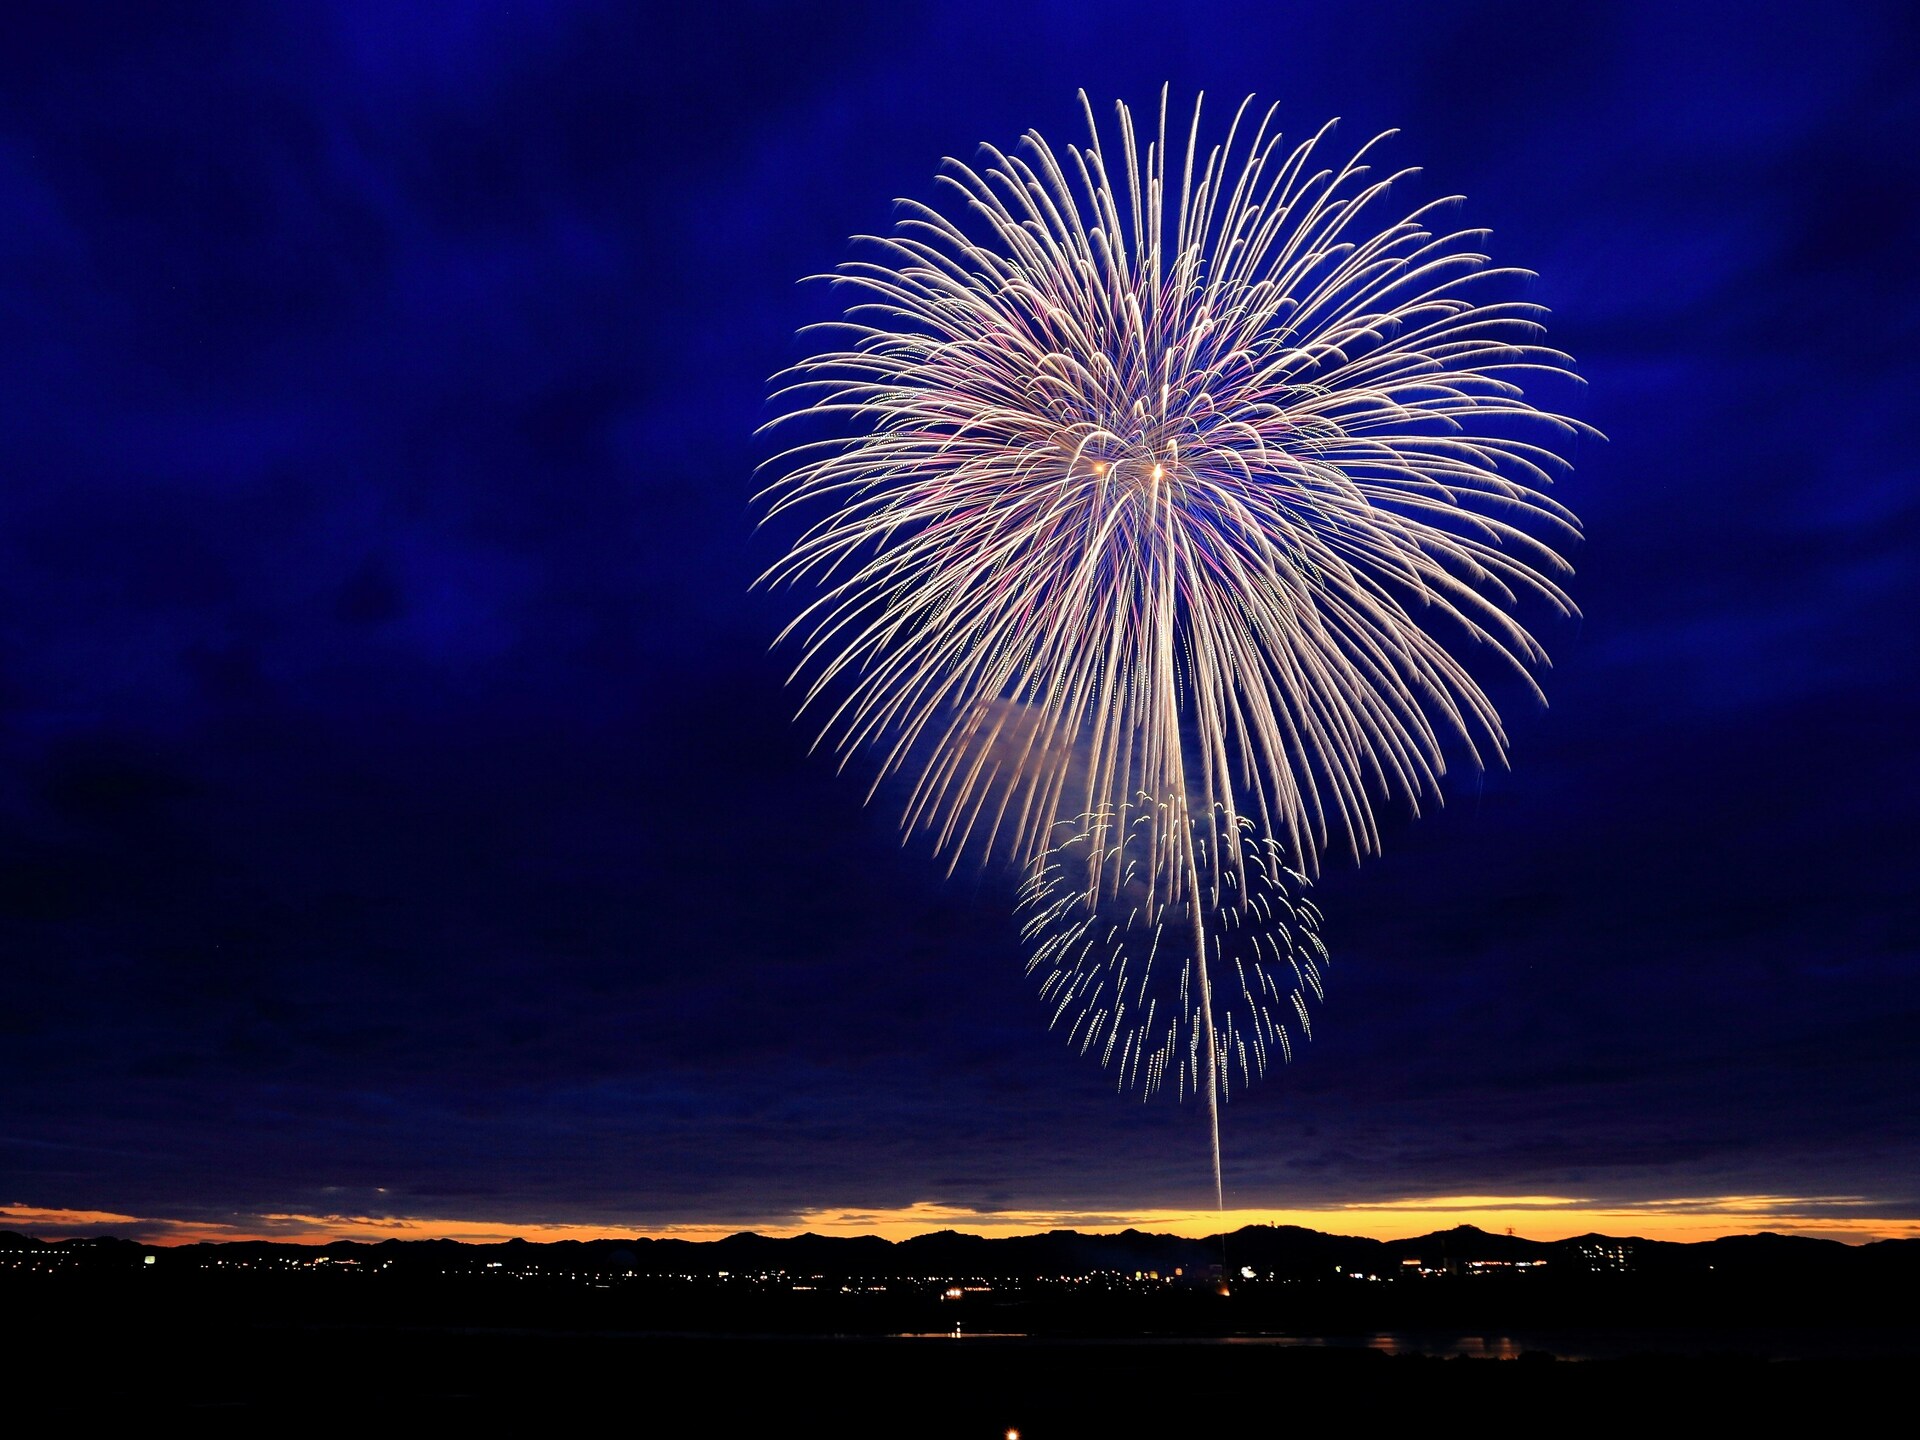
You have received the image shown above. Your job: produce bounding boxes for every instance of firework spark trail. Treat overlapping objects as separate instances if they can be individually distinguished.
[1019,805,1328,1205]
[755,90,1587,1210]
[1029,806,1328,1213]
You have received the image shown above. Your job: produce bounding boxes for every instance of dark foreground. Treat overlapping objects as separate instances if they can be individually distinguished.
[15,1327,1920,1431]
[12,1277,1919,1431]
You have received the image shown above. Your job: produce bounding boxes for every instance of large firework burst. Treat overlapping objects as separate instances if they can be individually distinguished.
[756,91,1587,1204]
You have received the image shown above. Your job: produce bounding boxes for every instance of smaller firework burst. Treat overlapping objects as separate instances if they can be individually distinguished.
[1018,801,1328,1104]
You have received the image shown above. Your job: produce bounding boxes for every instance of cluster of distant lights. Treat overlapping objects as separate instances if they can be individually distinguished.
[4,1251,1574,1284]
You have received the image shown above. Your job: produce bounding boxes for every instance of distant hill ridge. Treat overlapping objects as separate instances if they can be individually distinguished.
[7,1222,1917,1279]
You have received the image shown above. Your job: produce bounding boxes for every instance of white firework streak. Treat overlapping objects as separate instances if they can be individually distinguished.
[755,91,1588,1208]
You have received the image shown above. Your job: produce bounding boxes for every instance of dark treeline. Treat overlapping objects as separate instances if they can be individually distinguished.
[9,1223,1920,1339]
[7,1221,1920,1281]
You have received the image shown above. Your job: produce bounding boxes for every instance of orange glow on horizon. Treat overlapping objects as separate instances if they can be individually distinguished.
[8,1195,1919,1248]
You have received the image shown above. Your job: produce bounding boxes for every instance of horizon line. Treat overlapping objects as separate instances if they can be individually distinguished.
[8,1194,1918,1249]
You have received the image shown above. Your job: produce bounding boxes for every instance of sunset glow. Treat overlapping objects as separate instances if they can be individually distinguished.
[10,1195,1915,1248]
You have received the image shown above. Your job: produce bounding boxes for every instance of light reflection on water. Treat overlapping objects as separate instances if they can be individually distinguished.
[893,1332,1535,1356]
[886,1329,1920,1361]
[1218,1329,1920,1360]
[1247,1333,1534,1359]
[896,1331,1032,1340]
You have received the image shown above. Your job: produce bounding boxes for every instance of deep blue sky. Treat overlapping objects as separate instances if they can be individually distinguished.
[3,0,1916,1239]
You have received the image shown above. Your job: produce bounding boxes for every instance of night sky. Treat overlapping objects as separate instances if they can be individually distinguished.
[4,1,1917,1244]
